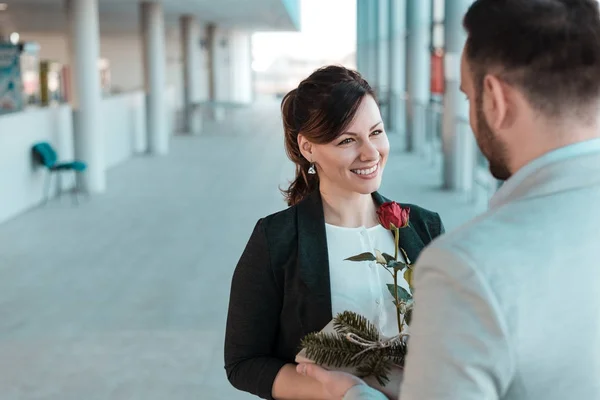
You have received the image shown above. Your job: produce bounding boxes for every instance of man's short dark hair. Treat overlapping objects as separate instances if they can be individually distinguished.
[463,0,600,116]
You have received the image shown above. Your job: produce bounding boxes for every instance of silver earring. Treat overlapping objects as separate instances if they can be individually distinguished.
[308,163,316,175]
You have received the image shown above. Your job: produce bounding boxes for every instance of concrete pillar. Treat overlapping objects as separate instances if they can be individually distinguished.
[365,0,378,86]
[442,0,475,190]
[67,0,105,193]
[206,24,227,121]
[388,0,407,143]
[406,0,431,152]
[206,24,216,106]
[229,31,253,104]
[356,0,368,75]
[376,0,390,128]
[141,1,168,154]
[376,0,389,94]
[180,15,202,134]
[198,34,210,103]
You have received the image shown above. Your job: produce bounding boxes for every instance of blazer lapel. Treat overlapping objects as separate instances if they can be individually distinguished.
[296,190,333,334]
[396,225,426,265]
[372,191,425,265]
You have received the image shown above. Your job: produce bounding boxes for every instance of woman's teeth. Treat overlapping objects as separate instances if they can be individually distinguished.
[351,164,378,175]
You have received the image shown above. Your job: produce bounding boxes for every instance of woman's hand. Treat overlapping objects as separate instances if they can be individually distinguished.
[296,363,365,399]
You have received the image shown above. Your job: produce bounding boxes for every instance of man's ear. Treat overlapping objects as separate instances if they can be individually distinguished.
[298,134,313,161]
[483,74,510,130]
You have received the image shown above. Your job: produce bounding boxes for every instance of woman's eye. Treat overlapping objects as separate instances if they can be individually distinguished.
[371,130,383,136]
[338,138,354,146]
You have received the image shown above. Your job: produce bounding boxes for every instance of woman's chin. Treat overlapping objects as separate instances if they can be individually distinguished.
[350,179,382,195]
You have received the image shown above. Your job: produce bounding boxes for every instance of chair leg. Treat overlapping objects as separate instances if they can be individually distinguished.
[71,171,79,206]
[43,171,52,205]
[56,171,63,200]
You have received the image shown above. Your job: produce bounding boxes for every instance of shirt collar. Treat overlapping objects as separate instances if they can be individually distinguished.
[489,138,600,209]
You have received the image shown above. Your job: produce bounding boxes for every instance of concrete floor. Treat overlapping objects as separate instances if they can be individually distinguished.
[0,100,484,399]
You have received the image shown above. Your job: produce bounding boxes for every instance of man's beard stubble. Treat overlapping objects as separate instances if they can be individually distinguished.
[475,98,512,181]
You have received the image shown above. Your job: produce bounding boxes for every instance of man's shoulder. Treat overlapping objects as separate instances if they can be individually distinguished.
[419,208,511,270]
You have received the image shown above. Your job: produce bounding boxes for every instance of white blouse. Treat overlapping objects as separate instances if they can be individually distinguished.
[325,223,411,338]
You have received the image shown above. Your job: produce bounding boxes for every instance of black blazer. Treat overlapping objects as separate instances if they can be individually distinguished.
[224,190,445,399]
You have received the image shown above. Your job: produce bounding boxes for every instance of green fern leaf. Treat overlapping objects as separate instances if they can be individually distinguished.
[332,311,380,342]
[300,332,370,367]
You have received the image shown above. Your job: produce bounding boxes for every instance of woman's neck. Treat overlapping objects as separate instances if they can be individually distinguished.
[320,189,379,228]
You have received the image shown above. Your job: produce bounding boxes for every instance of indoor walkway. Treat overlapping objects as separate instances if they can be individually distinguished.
[0,99,484,399]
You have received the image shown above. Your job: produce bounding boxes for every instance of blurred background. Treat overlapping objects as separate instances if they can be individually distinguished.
[0,0,492,398]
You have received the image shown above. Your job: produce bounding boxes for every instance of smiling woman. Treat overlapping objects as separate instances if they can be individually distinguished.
[280,66,386,207]
[224,65,445,400]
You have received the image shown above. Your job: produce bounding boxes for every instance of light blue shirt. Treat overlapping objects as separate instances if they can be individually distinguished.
[343,137,600,400]
[490,138,600,209]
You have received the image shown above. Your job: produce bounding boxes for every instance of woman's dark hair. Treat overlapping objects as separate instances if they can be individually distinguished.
[280,65,376,206]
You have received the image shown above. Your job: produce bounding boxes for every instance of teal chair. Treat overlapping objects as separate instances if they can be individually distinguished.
[31,142,87,204]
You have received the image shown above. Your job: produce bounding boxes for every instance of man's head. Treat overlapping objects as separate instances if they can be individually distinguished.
[461,0,600,180]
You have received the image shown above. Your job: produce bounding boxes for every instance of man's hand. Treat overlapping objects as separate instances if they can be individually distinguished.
[297,363,365,399]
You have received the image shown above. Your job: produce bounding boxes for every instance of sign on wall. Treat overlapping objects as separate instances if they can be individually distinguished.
[0,42,24,114]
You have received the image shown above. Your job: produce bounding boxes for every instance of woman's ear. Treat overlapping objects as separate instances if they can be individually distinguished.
[298,134,313,162]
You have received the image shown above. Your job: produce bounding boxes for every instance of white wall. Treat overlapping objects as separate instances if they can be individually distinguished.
[0,105,74,224]
[101,91,147,169]
[0,89,160,223]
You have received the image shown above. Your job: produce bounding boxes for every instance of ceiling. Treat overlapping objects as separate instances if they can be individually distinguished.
[0,0,300,34]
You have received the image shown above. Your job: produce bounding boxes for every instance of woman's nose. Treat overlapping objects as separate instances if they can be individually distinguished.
[359,140,379,162]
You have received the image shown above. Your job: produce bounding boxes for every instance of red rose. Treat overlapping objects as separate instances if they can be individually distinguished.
[377,202,410,230]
